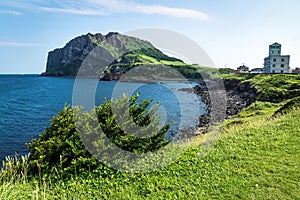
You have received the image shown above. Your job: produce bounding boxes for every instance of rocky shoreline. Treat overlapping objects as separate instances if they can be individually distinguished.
[178,78,258,137]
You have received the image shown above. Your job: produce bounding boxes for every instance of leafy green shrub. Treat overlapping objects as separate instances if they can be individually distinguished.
[95,94,170,153]
[26,94,170,176]
[27,106,95,175]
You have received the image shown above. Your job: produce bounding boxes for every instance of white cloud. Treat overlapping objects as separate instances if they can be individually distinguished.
[38,7,107,16]
[88,0,208,20]
[0,41,42,47]
[3,0,208,20]
[136,5,208,20]
[87,0,208,20]
[0,10,22,15]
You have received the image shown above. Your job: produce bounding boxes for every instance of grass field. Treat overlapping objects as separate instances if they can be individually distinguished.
[1,96,299,199]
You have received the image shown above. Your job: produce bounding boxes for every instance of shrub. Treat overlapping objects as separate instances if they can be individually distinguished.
[95,94,170,153]
[26,94,171,175]
[27,106,95,175]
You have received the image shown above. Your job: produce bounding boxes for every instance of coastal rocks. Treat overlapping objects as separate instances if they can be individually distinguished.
[193,78,259,131]
[173,127,199,143]
[224,79,258,114]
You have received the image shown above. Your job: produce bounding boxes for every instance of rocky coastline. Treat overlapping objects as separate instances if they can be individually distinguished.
[178,78,259,136]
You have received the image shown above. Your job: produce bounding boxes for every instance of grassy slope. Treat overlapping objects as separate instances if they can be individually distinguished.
[92,33,217,79]
[221,74,300,101]
[1,100,299,199]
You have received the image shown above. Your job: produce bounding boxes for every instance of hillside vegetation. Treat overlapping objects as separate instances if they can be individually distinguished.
[1,75,299,199]
[222,74,300,102]
[42,32,220,79]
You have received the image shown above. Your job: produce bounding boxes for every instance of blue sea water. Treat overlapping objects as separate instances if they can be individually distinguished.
[0,74,206,162]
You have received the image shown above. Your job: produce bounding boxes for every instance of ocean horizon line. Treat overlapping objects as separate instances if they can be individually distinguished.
[0,73,40,75]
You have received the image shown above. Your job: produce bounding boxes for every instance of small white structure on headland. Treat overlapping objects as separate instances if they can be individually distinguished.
[264,42,290,73]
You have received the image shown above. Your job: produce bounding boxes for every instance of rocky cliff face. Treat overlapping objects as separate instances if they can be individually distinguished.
[41,32,159,77]
[190,79,259,131]
[176,78,259,140]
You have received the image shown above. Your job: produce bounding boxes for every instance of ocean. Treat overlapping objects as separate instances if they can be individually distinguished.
[0,74,206,162]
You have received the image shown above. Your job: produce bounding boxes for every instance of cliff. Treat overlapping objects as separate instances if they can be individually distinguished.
[195,79,258,130]
[41,32,182,77]
[179,78,259,136]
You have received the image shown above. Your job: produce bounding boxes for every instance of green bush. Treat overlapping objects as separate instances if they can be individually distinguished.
[26,94,170,176]
[95,94,170,153]
[27,106,96,175]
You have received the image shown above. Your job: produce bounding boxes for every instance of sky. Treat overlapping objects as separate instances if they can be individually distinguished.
[0,0,299,74]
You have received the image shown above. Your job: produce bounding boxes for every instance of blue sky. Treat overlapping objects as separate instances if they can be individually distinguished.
[0,0,299,74]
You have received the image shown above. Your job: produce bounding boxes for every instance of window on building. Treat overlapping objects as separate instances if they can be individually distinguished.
[281,64,284,68]
[272,70,275,73]
[281,70,284,73]
[281,58,285,62]
[273,58,277,62]
[272,64,276,67]
[271,51,274,54]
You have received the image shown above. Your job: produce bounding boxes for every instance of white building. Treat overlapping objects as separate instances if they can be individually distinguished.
[251,68,264,74]
[263,42,290,73]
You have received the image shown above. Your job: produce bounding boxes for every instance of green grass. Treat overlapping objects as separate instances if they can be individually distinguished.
[1,74,300,199]
[274,96,300,116]
[223,101,279,126]
[118,53,188,66]
[1,101,299,199]
[160,60,189,66]
[138,54,160,64]
[221,74,300,101]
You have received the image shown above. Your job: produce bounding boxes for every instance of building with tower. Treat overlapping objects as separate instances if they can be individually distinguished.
[235,64,249,73]
[263,42,290,73]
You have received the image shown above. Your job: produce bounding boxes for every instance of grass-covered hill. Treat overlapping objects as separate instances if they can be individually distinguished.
[42,32,209,78]
[1,74,299,199]
[41,32,220,79]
